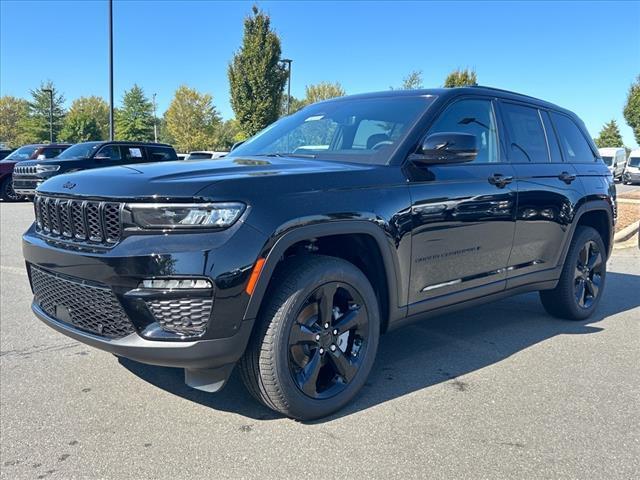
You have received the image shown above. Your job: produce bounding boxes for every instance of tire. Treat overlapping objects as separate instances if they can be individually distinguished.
[0,176,20,202]
[540,226,606,320]
[239,255,380,420]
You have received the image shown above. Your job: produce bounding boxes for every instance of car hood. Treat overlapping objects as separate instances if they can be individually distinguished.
[37,156,374,199]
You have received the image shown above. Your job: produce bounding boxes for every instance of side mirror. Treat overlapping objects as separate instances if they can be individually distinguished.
[411,132,478,165]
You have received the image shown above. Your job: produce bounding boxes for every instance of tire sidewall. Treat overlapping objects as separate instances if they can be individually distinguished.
[266,258,380,419]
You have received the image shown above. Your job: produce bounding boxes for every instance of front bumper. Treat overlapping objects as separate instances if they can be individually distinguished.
[13,175,41,195]
[22,217,267,375]
[32,302,254,370]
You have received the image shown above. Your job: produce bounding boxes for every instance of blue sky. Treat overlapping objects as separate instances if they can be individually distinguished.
[1,0,639,146]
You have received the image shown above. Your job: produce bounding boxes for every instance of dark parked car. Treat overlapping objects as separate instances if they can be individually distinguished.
[22,87,615,420]
[12,141,177,197]
[1,143,71,201]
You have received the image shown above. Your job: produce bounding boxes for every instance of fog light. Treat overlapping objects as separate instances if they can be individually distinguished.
[140,279,212,290]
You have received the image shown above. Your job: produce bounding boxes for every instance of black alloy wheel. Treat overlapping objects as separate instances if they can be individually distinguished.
[288,282,369,399]
[573,240,604,309]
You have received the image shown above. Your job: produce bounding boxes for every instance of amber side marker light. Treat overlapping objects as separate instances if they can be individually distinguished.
[245,258,266,295]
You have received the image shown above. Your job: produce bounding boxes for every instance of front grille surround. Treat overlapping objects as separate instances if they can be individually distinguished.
[34,194,123,248]
[14,165,38,175]
[30,266,135,339]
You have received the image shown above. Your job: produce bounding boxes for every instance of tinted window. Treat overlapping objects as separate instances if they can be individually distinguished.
[501,103,549,163]
[541,111,563,163]
[39,147,66,159]
[228,96,434,165]
[122,146,145,162]
[147,146,178,161]
[97,145,122,160]
[601,156,613,166]
[57,142,102,159]
[628,157,640,167]
[5,145,38,160]
[427,99,499,163]
[187,153,214,160]
[550,112,597,163]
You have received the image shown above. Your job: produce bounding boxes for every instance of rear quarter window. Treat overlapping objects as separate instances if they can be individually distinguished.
[147,146,178,161]
[550,112,597,163]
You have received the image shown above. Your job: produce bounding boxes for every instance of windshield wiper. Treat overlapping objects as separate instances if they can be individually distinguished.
[254,152,317,159]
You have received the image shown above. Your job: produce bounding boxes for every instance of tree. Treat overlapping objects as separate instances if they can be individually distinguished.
[22,81,66,142]
[115,84,154,141]
[594,120,624,148]
[0,96,30,147]
[164,85,222,152]
[59,96,109,142]
[216,119,244,150]
[623,75,640,145]
[391,70,424,90]
[444,68,478,87]
[305,81,346,104]
[228,5,288,137]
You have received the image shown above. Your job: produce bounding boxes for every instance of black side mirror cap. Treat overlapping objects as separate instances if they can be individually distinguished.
[410,132,478,165]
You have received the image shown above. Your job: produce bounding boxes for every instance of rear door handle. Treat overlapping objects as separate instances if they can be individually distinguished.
[488,174,514,188]
[558,171,577,184]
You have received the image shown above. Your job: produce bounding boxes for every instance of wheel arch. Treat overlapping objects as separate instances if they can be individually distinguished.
[243,221,405,333]
[559,199,614,265]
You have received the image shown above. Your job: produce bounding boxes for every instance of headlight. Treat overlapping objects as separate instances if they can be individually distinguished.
[127,202,245,229]
[36,164,60,173]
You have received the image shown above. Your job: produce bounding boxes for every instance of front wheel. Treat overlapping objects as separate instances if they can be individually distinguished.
[540,226,606,320]
[239,255,380,420]
[0,176,21,201]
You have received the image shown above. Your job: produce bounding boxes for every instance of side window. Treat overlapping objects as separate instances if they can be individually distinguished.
[550,112,597,163]
[540,111,563,163]
[96,145,122,160]
[428,99,499,163]
[122,146,145,162]
[501,103,549,163]
[147,146,178,161]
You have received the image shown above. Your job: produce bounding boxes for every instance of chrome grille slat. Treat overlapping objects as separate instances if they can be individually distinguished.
[34,194,122,248]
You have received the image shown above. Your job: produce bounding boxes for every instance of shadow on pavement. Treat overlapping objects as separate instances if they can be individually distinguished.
[119,271,640,423]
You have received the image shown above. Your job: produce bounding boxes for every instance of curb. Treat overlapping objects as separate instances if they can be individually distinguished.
[614,221,640,243]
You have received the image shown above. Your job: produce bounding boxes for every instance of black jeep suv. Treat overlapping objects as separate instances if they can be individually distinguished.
[22,87,615,420]
[13,141,177,197]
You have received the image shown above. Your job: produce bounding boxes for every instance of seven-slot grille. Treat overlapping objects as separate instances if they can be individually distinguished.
[14,165,38,175]
[30,266,135,339]
[34,195,122,246]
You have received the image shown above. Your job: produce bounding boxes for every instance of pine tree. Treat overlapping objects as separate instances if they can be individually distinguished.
[594,120,624,148]
[115,85,154,141]
[228,5,288,137]
[23,81,66,142]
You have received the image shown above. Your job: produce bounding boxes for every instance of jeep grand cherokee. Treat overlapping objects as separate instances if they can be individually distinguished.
[22,87,615,420]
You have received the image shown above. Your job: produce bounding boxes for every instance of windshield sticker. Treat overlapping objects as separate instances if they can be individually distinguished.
[304,115,324,122]
[129,148,143,158]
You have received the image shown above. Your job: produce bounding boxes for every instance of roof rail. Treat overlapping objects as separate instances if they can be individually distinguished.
[467,85,542,101]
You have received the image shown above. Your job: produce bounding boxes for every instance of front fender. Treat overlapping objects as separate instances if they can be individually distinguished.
[242,220,407,328]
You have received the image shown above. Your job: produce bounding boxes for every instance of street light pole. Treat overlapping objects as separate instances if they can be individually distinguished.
[152,93,158,143]
[43,88,53,142]
[108,0,114,140]
[281,59,292,115]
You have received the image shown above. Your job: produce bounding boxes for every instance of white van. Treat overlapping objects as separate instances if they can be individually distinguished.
[598,147,626,181]
[623,149,640,185]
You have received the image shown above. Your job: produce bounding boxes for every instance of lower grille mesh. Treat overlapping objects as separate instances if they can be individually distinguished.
[146,298,213,336]
[30,266,135,339]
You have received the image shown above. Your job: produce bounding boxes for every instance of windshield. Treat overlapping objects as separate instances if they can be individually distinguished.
[601,156,613,166]
[3,145,38,161]
[628,157,640,167]
[227,96,434,165]
[55,142,102,160]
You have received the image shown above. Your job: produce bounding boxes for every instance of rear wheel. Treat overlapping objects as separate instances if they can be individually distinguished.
[540,226,606,320]
[0,176,20,201]
[239,255,380,420]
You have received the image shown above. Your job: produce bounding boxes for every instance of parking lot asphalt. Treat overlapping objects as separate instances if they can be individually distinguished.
[1,201,639,480]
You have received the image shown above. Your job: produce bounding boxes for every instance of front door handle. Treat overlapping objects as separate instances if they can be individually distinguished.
[488,173,514,188]
[558,171,577,184]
